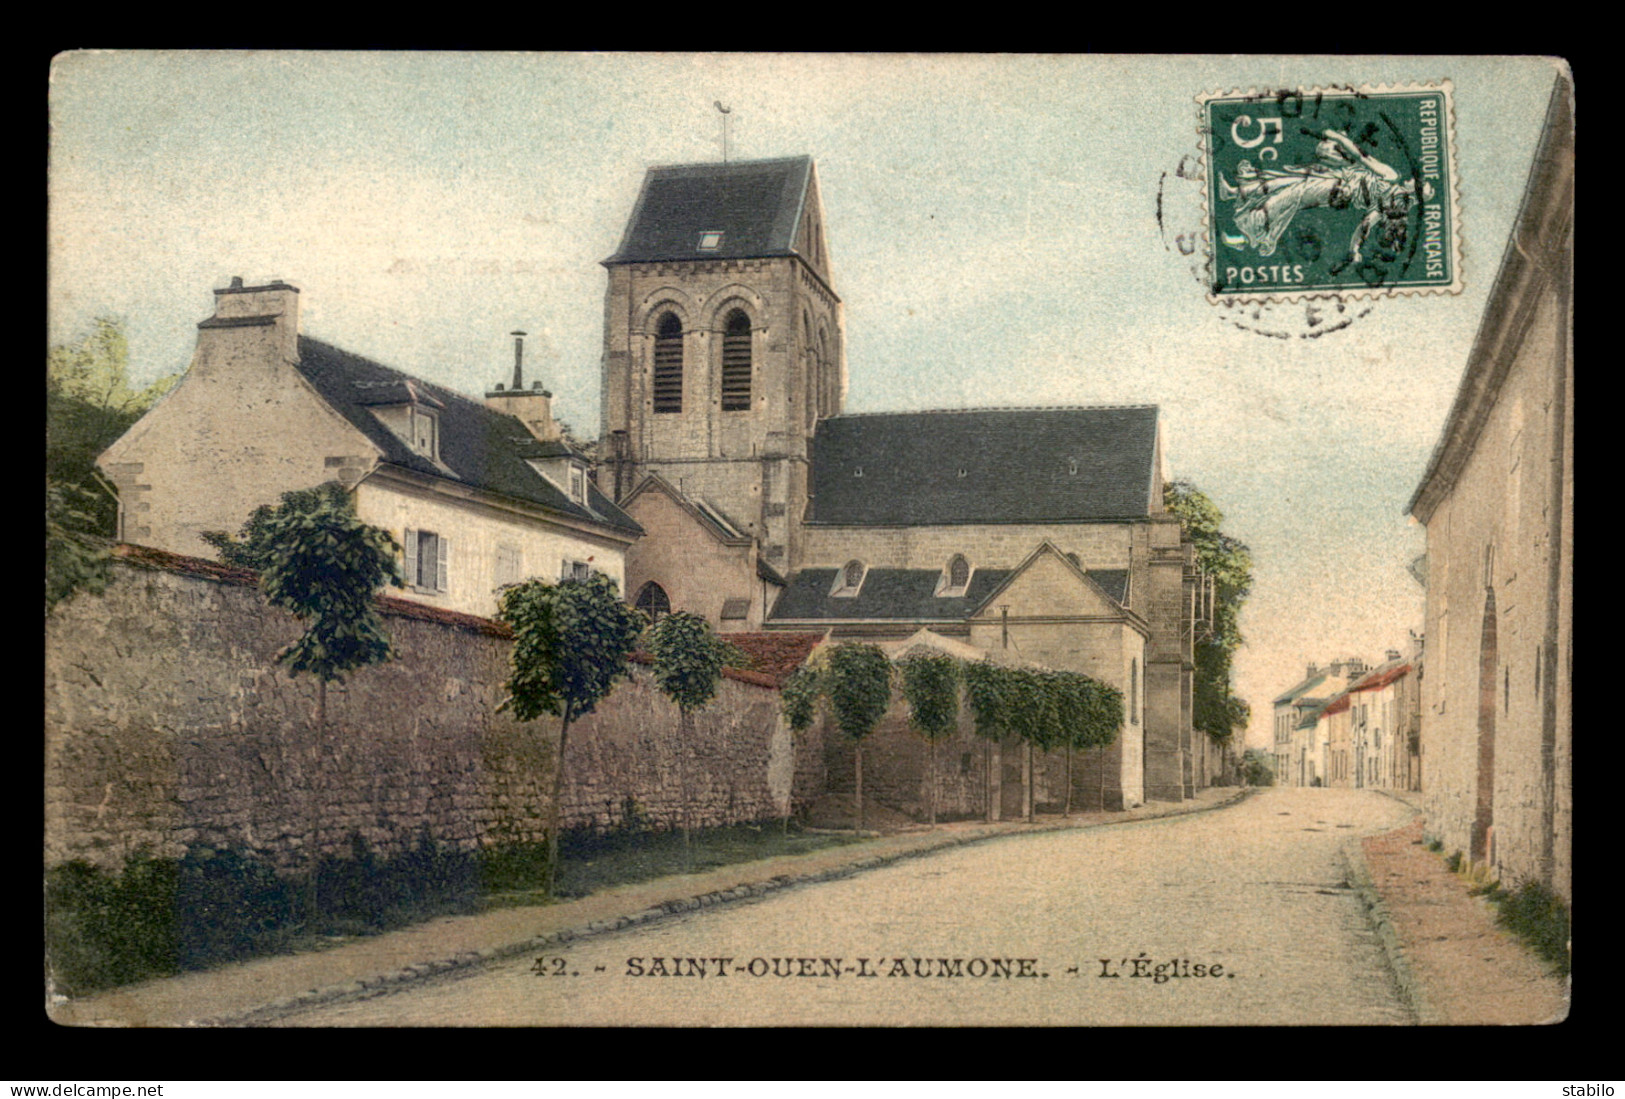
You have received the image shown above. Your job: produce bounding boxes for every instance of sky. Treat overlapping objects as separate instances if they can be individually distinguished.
[47,52,1567,749]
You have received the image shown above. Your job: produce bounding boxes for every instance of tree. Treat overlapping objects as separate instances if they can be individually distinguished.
[962,660,1008,821]
[1164,480,1255,747]
[1002,667,1058,821]
[896,653,960,827]
[201,482,353,571]
[779,661,824,839]
[496,572,645,893]
[46,318,179,607]
[1241,748,1275,787]
[647,611,728,866]
[823,643,893,833]
[256,482,403,729]
[1049,671,1091,816]
[45,482,112,615]
[47,319,179,530]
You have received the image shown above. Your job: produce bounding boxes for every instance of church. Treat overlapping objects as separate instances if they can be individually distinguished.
[601,156,1213,806]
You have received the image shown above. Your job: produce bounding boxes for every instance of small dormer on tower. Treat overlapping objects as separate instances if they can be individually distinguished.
[485,330,560,443]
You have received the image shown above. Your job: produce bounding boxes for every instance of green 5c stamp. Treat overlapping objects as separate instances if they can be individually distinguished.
[1200,82,1460,301]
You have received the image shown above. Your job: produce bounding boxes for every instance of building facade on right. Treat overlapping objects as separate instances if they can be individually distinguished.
[1406,75,1572,902]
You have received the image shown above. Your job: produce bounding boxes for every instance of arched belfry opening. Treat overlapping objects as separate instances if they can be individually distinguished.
[653,313,683,414]
[721,310,752,411]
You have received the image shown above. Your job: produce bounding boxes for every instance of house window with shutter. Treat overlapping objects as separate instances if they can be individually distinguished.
[653,312,683,413]
[495,543,522,590]
[721,310,752,411]
[403,528,450,594]
[561,559,593,583]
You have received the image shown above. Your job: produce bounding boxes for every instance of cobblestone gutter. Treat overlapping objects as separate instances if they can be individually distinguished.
[1340,840,1435,1026]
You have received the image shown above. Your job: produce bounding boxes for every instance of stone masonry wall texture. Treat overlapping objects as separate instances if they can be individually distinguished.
[44,557,789,873]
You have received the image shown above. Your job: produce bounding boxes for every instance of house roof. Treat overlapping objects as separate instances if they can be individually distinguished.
[1322,693,1352,717]
[295,337,641,537]
[604,156,814,265]
[621,474,750,546]
[1274,672,1330,706]
[1350,662,1413,693]
[721,632,827,685]
[805,406,1161,526]
[1407,75,1572,524]
[767,567,1013,622]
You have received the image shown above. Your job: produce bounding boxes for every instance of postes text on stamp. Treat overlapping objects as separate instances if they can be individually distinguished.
[1200,82,1460,301]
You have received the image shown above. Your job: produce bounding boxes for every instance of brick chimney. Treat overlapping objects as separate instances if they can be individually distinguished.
[194,277,301,373]
[485,330,560,442]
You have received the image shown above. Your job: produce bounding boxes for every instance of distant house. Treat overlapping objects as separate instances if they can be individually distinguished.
[98,280,641,618]
[1270,659,1369,786]
[1406,75,1572,900]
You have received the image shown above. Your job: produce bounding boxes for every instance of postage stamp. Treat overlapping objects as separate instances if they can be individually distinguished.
[1199,83,1461,301]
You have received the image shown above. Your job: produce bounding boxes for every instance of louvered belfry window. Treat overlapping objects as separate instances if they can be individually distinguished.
[653,312,683,413]
[721,310,752,411]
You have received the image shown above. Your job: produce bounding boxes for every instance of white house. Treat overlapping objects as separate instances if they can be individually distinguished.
[98,278,642,618]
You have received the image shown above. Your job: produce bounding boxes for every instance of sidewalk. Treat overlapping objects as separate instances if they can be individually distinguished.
[49,786,1249,1027]
[1349,808,1569,1025]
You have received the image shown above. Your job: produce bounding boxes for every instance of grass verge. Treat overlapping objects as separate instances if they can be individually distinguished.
[47,819,866,997]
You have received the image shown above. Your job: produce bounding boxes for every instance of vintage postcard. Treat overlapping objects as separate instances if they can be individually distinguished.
[45,53,1572,1030]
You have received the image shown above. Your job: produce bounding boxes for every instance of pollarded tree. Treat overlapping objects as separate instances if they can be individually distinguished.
[1079,677,1126,810]
[1001,667,1058,822]
[779,660,824,839]
[256,483,402,730]
[648,611,728,865]
[497,572,646,894]
[824,643,894,833]
[897,653,961,828]
[1049,671,1092,817]
[962,659,1008,821]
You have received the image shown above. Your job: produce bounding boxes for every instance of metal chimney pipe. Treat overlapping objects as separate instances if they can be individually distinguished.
[511,330,526,391]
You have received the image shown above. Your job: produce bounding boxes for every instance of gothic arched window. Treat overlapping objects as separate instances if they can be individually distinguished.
[653,312,683,414]
[635,581,671,622]
[721,310,752,411]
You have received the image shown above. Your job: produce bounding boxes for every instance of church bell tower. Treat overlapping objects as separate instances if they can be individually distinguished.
[599,155,845,574]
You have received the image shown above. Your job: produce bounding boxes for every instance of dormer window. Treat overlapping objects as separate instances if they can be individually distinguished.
[831,559,866,597]
[410,407,439,459]
[570,464,586,504]
[697,230,724,251]
[936,554,972,597]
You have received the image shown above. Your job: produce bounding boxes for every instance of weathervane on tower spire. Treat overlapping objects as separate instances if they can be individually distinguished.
[714,101,731,163]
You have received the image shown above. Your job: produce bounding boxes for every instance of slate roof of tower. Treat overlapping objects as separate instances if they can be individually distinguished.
[605,157,814,264]
[805,406,1161,526]
[295,336,641,536]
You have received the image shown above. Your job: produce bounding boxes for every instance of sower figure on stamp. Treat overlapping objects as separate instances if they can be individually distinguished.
[1219,129,1435,264]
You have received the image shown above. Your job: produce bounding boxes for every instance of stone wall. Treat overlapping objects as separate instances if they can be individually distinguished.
[44,551,790,873]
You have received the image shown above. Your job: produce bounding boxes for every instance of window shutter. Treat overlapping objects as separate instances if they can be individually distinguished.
[653,313,683,413]
[436,536,450,593]
[721,311,752,411]
[404,529,419,587]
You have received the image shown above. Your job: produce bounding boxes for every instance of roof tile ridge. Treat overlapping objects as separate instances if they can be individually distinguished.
[827,403,1160,418]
